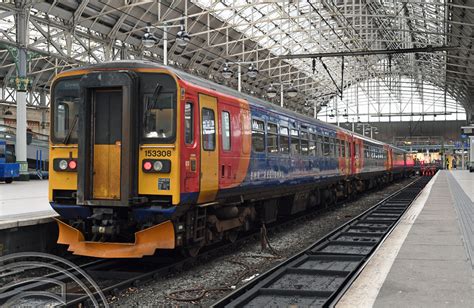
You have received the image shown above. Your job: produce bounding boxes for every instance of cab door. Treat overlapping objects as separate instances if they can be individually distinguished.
[92,89,122,199]
[198,94,219,203]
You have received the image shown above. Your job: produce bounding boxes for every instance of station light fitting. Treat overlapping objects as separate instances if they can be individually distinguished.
[266,84,277,98]
[247,64,258,78]
[343,109,348,118]
[286,84,298,98]
[175,24,190,47]
[221,63,233,79]
[142,27,158,48]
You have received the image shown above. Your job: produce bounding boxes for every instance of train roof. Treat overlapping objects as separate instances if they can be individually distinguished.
[60,60,400,150]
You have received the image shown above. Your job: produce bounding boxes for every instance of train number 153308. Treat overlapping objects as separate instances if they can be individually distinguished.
[144,150,172,157]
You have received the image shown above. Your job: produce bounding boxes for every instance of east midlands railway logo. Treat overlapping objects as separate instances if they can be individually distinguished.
[0,252,108,307]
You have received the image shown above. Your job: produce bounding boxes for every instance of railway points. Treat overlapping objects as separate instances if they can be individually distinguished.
[1,1,474,307]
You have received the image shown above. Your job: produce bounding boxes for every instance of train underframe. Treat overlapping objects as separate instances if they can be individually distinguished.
[56,169,411,258]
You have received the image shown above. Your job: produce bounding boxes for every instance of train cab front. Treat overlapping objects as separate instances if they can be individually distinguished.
[49,66,181,258]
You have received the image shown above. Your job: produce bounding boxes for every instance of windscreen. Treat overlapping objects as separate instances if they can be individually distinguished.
[52,78,80,144]
[141,73,177,143]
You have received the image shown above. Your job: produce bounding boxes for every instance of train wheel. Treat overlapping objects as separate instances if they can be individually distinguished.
[226,230,239,243]
[183,245,202,258]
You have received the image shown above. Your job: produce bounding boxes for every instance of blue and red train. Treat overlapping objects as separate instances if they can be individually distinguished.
[49,61,414,258]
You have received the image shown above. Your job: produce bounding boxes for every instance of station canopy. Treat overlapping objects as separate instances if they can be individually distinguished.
[0,0,472,122]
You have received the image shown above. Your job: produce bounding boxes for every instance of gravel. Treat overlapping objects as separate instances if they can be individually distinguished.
[112,178,415,307]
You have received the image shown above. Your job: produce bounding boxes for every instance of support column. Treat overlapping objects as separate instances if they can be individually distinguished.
[280,84,284,108]
[40,90,47,132]
[163,25,168,66]
[237,64,241,92]
[15,0,29,180]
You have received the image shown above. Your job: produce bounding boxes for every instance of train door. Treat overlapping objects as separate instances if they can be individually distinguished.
[92,89,122,199]
[198,94,219,203]
[77,71,135,206]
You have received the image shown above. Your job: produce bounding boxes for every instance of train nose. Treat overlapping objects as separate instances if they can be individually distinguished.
[56,219,176,258]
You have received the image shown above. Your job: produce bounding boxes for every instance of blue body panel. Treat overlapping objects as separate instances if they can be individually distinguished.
[0,163,20,180]
[0,140,19,181]
[236,104,340,193]
[51,202,178,220]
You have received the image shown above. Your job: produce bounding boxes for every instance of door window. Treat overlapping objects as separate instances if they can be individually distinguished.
[202,108,215,151]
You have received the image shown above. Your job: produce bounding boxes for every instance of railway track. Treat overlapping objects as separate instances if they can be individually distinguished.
[212,176,432,308]
[0,177,424,307]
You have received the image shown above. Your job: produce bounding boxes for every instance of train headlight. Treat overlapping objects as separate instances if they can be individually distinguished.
[142,159,171,173]
[153,160,163,171]
[59,160,68,170]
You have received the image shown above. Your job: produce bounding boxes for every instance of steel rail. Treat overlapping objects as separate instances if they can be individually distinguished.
[212,176,432,308]
[0,177,421,307]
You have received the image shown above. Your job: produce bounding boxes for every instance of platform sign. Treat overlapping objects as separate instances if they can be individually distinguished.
[461,126,474,136]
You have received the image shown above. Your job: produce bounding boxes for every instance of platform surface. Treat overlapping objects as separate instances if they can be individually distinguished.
[338,171,474,308]
[0,180,56,229]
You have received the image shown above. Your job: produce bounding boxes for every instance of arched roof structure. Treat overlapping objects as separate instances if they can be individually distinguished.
[0,0,472,121]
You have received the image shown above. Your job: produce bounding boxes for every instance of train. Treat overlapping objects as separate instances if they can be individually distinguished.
[0,140,19,183]
[49,61,414,258]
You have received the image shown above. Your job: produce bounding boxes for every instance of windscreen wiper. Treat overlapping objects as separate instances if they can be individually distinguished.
[63,114,78,144]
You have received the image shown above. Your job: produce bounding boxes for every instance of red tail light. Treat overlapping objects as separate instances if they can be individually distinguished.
[143,161,152,171]
[68,160,77,170]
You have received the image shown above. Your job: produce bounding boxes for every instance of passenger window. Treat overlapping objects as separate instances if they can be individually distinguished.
[301,131,309,156]
[280,126,290,154]
[221,111,231,151]
[252,119,265,152]
[185,102,193,144]
[329,138,335,157]
[267,123,279,153]
[324,137,330,156]
[202,108,215,151]
[309,134,316,156]
[290,129,300,155]
[317,136,323,156]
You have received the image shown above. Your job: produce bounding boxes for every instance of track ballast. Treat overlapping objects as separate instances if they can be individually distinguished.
[212,176,432,308]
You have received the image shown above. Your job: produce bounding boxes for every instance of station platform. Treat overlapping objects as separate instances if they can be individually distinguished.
[338,170,474,307]
[0,180,56,230]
